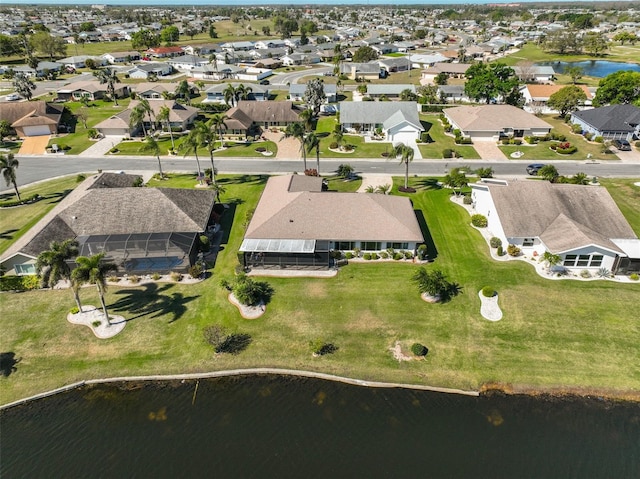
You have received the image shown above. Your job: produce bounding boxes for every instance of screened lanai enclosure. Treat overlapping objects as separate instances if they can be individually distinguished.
[75,232,200,273]
[240,239,331,269]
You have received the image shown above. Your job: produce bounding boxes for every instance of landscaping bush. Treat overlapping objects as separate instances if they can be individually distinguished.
[416,244,428,260]
[481,286,496,297]
[597,268,611,278]
[411,343,428,356]
[76,174,86,183]
[584,132,593,141]
[309,339,338,356]
[345,252,353,259]
[380,252,388,259]
[0,193,41,208]
[199,235,210,253]
[635,141,640,149]
[87,128,99,139]
[507,244,521,257]
[497,246,504,256]
[556,145,577,155]
[463,195,472,205]
[594,136,603,143]
[471,214,488,228]
[370,252,379,260]
[442,148,453,158]
[0,275,40,292]
[189,264,203,279]
[490,237,502,248]
[412,267,461,302]
[170,271,183,282]
[363,253,371,260]
[107,275,118,283]
[70,306,80,314]
[580,270,592,278]
[630,273,639,281]
[129,274,140,284]
[404,251,413,259]
[501,138,511,145]
[571,124,583,133]
[393,252,404,260]
[151,273,161,281]
[233,275,274,306]
[420,132,432,143]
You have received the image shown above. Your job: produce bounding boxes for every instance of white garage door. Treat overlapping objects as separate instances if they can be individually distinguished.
[23,125,51,136]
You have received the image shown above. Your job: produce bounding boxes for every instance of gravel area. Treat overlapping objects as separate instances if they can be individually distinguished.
[67,305,126,338]
[479,292,503,321]
[228,293,265,319]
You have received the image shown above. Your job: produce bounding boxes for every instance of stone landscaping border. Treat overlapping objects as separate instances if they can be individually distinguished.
[67,305,126,338]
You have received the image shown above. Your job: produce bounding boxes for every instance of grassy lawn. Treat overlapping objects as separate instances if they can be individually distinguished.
[599,179,640,235]
[113,136,278,158]
[0,176,81,256]
[315,116,391,158]
[503,42,640,67]
[1,175,639,404]
[498,114,620,162]
[418,114,480,160]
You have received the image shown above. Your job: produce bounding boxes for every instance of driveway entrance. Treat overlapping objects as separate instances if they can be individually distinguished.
[472,140,508,161]
[18,135,50,155]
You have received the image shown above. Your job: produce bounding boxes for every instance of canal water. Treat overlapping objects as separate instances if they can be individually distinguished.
[537,60,640,77]
[1,375,638,478]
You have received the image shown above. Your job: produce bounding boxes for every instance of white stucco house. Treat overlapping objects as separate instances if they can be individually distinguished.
[339,101,423,144]
[471,179,640,275]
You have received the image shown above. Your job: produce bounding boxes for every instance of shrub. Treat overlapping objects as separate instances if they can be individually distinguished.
[594,136,603,143]
[442,148,453,158]
[87,128,99,139]
[363,253,371,260]
[151,273,161,280]
[584,132,593,141]
[129,274,140,284]
[475,167,494,178]
[70,306,79,314]
[394,252,404,260]
[330,142,338,149]
[596,267,611,278]
[107,275,118,283]
[497,246,504,256]
[471,214,488,228]
[635,141,640,148]
[345,252,353,259]
[481,286,496,297]
[132,176,144,187]
[189,264,203,279]
[629,273,639,281]
[370,252,379,260]
[203,324,227,348]
[420,132,432,143]
[556,145,577,154]
[412,267,461,301]
[92,320,102,328]
[0,275,40,292]
[199,235,210,253]
[501,138,511,145]
[404,251,413,259]
[0,193,41,207]
[463,195,473,205]
[380,252,388,259]
[512,139,522,145]
[507,244,521,257]
[353,247,361,258]
[411,343,428,356]
[580,270,592,278]
[233,275,274,306]
[417,244,428,260]
[76,174,86,183]
[170,271,183,282]
[309,339,338,356]
[571,124,582,133]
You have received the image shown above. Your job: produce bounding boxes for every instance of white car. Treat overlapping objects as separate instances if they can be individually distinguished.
[5,93,20,101]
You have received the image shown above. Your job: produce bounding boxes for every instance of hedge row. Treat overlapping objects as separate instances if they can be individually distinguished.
[0,275,40,291]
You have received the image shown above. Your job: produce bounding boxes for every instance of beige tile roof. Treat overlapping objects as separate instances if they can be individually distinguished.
[0,101,63,128]
[232,101,302,124]
[245,175,424,242]
[485,181,637,253]
[445,104,552,132]
[525,84,592,100]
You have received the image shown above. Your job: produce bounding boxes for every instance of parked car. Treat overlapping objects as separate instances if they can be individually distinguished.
[5,93,20,101]
[526,163,546,175]
[612,139,631,151]
[259,79,269,85]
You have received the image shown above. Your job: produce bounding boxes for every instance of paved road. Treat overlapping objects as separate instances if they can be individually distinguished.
[270,65,332,86]
[7,154,640,189]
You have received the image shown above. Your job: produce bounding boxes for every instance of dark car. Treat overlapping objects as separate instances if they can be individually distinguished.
[259,79,269,85]
[526,163,546,175]
[612,139,631,151]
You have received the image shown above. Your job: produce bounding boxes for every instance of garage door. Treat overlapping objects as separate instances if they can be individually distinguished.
[23,125,51,136]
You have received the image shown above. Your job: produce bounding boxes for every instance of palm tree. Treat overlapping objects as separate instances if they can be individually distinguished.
[36,239,82,311]
[180,128,204,184]
[156,105,174,150]
[93,68,119,105]
[305,132,321,174]
[195,120,218,185]
[235,83,252,102]
[210,113,228,149]
[283,122,307,170]
[72,253,117,324]
[223,83,237,107]
[393,143,415,189]
[128,104,147,137]
[210,182,226,203]
[138,98,155,133]
[0,153,20,201]
[175,80,191,105]
[299,108,313,132]
[142,135,164,179]
[333,127,344,150]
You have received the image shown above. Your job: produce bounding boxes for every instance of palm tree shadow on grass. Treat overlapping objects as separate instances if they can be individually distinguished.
[414,178,442,191]
[110,282,198,323]
[414,209,438,261]
[217,174,268,186]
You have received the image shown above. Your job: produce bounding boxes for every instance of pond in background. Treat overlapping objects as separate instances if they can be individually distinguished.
[537,60,640,78]
[1,375,639,478]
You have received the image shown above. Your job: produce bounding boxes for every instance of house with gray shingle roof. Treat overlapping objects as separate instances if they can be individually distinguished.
[471,179,640,275]
[240,175,424,270]
[570,104,640,141]
[339,101,423,144]
[0,173,217,276]
[94,100,198,136]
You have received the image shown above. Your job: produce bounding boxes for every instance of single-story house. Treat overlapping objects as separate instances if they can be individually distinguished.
[203,83,270,104]
[281,53,321,66]
[94,100,198,136]
[133,82,198,100]
[145,46,184,58]
[56,80,130,102]
[221,41,255,52]
[409,53,449,69]
[339,101,423,144]
[102,51,141,64]
[521,84,593,114]
[570,104,640,141]
[128,62,173,79]
[339,62,381,81]
[512,65,556,83]
[289,83,337,103]
[420,63,471,84]
[240,175,424,270]
[189,64,244,81]
[59,55,107,69]
[365,84,415,100]
[437,85,471,103]
[0,173,218,276]
[0,101,63,137]
[166,54,210,71]
[471,179,640,275]
[443,104,552,141]
[377,56,411,73]
[254,39,287,49]
[223,101,303,135]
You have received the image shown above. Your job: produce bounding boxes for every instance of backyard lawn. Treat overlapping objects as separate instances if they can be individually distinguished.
[1,174,639,405]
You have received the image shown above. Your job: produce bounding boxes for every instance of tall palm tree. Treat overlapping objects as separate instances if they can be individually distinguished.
[283,122,307,170]
[93,68,119,105]
[175,80,191,105]
[180,128,204,184]
[223,83,237,107]
[235,83,252,102]
[36,239,82,311]
[138,98,155,133]
[0,153,20,201]
[156,105,174,150]
[128,104,147,137]
[305,132,321,174]
[72,253,117,324]
[210,113,228,148]
[195,120,218,185]
[393,143,415,189]
[142,135,164,179]
[333,128,344,150]
[210,182,226,203]
[299,108,313,132]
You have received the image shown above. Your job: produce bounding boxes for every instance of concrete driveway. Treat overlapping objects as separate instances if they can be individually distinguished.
[79,136,124,157]
[472,140,508,161]
[19,135,50,155]
[614,147,640,163]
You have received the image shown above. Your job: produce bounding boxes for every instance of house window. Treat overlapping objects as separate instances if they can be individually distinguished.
[563,254,605,268]
[590,255,603,267]
[523,238,535,247]
[336,241,355,250]
[361,241,381,251]
[576,254,590,267]
[15,264,36,275]
[388,242,409,249]
[563,254,577,267]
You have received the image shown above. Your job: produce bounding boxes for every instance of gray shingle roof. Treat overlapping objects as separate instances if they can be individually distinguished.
[571,104,640,133]
[339,101,421,128]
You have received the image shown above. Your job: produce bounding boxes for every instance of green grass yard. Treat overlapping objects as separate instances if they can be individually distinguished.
[418,114,481,160]
[1,174,639,405]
